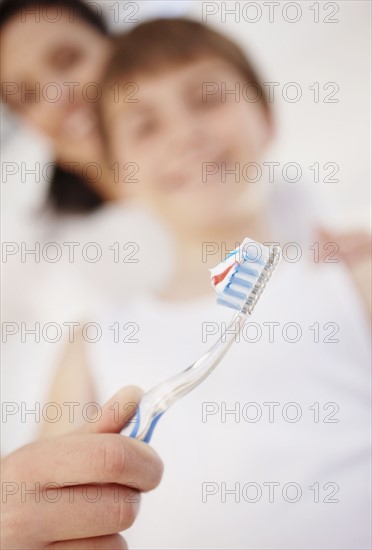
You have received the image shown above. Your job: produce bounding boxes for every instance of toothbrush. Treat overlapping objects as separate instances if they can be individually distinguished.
[121,238,281,443]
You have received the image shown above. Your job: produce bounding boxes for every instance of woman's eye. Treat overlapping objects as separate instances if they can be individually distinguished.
[51,47,82,71]
[23,91,37,104]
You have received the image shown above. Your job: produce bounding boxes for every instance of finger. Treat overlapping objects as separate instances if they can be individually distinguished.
[315,228,341,261]
[48,533,127,549]
[339,235,371,259]
[316,228,371,261]
[81,385,144,435]
[38,484,138,542]
[18,432,163,491]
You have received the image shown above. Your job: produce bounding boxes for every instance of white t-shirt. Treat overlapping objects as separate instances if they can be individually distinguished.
[87,255,371,549]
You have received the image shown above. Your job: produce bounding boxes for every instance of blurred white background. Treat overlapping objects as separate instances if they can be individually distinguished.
[1,0,371,452]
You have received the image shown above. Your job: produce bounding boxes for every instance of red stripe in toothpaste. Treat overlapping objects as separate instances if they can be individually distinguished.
[211,262,238,287]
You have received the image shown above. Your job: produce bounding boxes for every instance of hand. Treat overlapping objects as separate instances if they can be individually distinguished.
[1,386,163,549]
[316,227,371,316]
[316,227,371,265]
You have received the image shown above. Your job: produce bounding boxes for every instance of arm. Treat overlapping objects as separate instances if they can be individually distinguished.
[38,330,96,438]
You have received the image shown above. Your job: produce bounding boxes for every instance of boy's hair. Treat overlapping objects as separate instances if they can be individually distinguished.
[102,18,270,118]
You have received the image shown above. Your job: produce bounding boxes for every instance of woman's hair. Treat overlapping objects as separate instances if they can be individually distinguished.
[0,0,108,213]
[0,0,107,34]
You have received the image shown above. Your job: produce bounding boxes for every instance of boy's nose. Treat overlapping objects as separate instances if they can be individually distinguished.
[167,115,206,156]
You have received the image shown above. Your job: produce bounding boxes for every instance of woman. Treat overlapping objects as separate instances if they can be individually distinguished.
[0,0,117,210]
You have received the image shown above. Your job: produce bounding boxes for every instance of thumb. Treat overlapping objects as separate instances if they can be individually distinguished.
[80,385,143,434]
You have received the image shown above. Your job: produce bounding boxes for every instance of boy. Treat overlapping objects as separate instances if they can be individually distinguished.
[94,18,370,549]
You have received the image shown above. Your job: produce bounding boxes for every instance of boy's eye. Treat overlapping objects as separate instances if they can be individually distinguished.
[189,88,222,108]
[50,46,83,71]
[134,119,159,138]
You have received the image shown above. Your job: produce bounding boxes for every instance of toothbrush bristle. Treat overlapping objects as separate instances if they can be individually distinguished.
[210,238,281,314]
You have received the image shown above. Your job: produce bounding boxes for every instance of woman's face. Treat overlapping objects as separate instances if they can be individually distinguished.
[1,10,111,176]
[105,57,273,232]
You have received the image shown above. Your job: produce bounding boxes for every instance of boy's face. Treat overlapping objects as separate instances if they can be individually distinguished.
[104,56,272,231]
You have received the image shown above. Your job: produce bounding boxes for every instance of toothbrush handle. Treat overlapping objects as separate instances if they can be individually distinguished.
[120,368,198,443]
[121,391,164,443]
[120,312,246,443]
